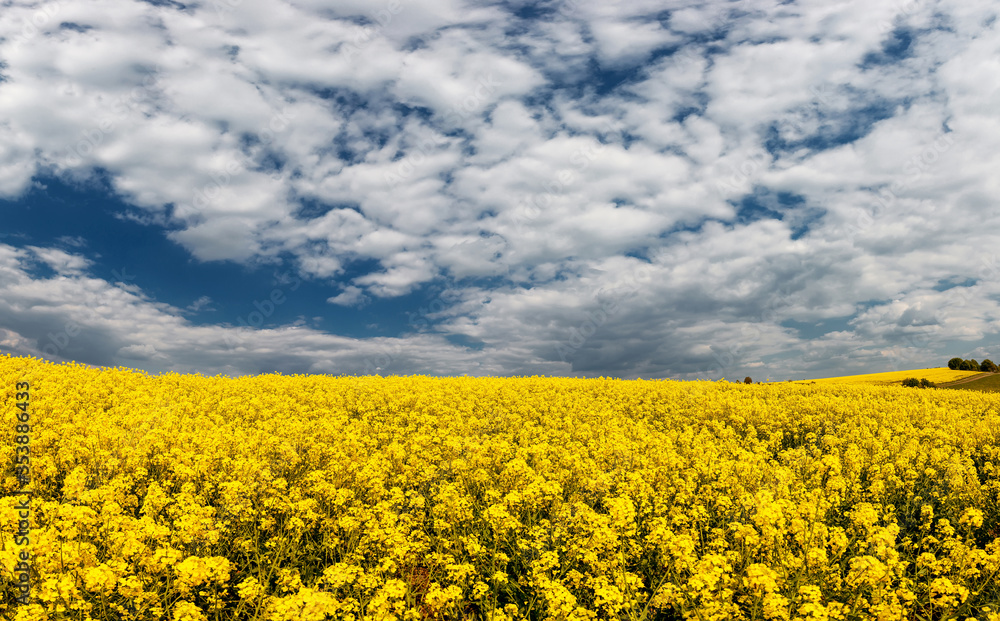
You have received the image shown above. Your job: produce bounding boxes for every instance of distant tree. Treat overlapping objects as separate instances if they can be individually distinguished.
[744,376,753,384]
[948,357,964,370]
[970,359,982,371]
[959,360,973,371]
[920,378,935,388]
[982,359,998,373]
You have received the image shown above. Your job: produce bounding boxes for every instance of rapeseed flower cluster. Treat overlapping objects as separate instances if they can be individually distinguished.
[2,353,1000,620]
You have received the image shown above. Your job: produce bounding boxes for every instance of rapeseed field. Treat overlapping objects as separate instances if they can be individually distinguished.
[792,369,983,386]
[2,353,1000,621]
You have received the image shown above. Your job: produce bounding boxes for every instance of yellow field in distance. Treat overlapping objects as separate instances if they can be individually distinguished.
[793,367,984,385]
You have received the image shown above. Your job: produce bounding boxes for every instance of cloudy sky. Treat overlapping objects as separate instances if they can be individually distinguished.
[0,0,998,381]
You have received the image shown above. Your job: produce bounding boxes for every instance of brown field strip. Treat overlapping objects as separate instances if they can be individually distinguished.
[935,372,993,388]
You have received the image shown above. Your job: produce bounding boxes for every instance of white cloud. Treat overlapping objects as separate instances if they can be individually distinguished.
[186,296,215,312]
[27,246,92,275]
[589,19,678,67]
[2,0,1000,380]
[117,343,164,360]
[327,285,368,307]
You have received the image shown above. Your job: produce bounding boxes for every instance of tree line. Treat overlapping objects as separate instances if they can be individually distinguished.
[948,357,998,372]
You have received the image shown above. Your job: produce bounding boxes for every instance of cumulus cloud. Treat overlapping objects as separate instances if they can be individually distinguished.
[1,0,999,380]
[27,246,92,275]
[186,296,215,313]
[327,285,368,308]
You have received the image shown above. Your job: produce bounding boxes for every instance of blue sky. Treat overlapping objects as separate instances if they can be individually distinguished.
[0,0,998,380]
